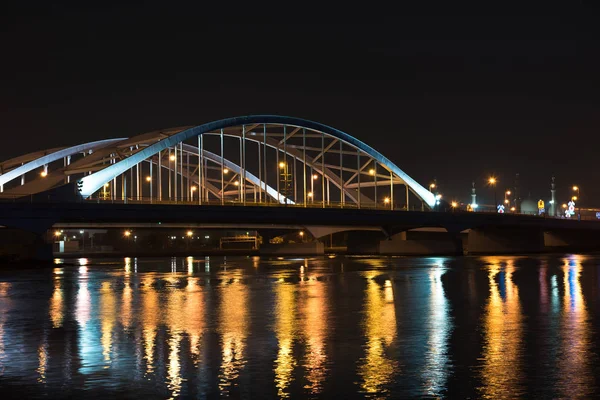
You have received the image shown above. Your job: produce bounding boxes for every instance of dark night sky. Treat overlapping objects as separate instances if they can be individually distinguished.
[2,2,600,206]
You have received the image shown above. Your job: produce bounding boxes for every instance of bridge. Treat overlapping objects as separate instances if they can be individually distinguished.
[0,115,598,261]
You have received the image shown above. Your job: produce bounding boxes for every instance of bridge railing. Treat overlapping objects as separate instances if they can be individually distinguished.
[1,193,599,221]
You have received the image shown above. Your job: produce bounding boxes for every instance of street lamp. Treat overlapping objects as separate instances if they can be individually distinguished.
[429,183,436,192]
[369,169,375,176]
[41,170,47,177]
[488,177,497,210]
[79,230,85,252]
[451,201,458,211]
[223,168,229,175]
[312,174,318,180]
[573,186,581,220]
[124,230,131,237]
[191,185,197,201]
[170,154,176,161]
[279,162,286,169]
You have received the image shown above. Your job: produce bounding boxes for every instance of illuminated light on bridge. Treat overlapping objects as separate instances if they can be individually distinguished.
[0,116,435,209]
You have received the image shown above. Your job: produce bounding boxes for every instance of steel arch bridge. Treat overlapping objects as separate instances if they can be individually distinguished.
[0,116,436,209]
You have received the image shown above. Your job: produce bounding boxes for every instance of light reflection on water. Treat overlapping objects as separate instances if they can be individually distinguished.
[357,273,398,396]
[479,257,524,399]
[0,255,600,398]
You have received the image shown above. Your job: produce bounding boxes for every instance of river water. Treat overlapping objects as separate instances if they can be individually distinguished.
[0,254,599,399]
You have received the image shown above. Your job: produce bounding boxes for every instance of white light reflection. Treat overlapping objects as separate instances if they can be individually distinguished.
[100,281,116,366]
[422,267,449,397]
[558,255,592,398]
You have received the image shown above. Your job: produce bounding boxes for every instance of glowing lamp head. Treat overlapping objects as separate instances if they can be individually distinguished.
[562,203,567,209]
[488,177,497,185]
[384,197,390,204]
[223,168,229,174]
[435,194,442,200]
[504,199,509,204]
[572,196,578,201]
[186,230,193,237]
[369,169,375,176]
[145,176,151,182]
[573,186,579,191]
[54,231,61,237]
[307,192,313,198]
[234,181,239,186]
[169,155,176,161]
[104,183,110,188]
[299,231,304,236]
[191,186,197,192]
[124,230,131,237]
[429,183,436,189]
[505,190,511,195]
[451,201,458,208]
[279,162,286,169]
[40,171,47,177]
[312,174,318,180]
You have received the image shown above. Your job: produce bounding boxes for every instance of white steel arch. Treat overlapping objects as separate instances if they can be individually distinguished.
[77,115,435,208]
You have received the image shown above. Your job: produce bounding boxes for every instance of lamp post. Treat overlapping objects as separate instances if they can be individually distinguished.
[191,185,197,202]
[488,177,497,212]
[573,186,581,220]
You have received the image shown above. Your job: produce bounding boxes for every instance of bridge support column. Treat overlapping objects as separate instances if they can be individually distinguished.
[467,227,544,254]
[379,230,461,256]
